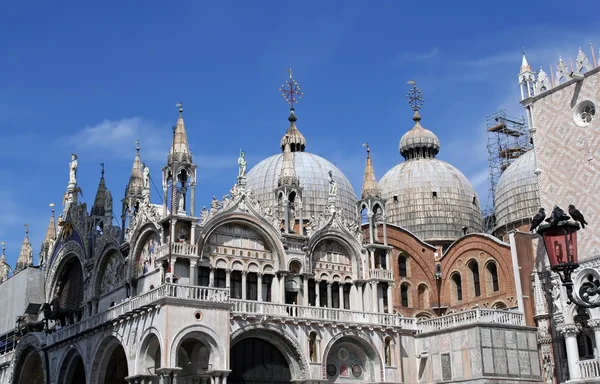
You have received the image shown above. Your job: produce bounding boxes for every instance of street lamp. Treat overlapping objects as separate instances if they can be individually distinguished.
[537,208,600,308]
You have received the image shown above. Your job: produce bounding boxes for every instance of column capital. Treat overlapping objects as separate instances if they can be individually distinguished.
[557,323,581,337]
[587,319,600,330]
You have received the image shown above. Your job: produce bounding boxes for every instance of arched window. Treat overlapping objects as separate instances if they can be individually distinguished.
[398,255,407,278]
[452,273,462,301]
[469,261,481,297]
[486,262,500,292]
[400,283,409,307]
[309,332,318,362]
[417,284,429,308]
[384,337,392,366]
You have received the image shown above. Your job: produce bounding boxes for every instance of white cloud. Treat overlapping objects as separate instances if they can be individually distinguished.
[71,117,167,160]
[390,47,440,65]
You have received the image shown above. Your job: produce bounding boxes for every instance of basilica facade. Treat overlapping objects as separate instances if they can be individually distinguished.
[5,56,598,383]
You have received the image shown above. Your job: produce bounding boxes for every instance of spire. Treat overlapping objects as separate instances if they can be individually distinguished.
[400,81,440,160]
[520,50,531,73]
[44,203,57,244]
[278,135,299,187]
[15,224,33,273]
[361,143,380,199]
[92,163,108,217]
[279,69,306,152]
[0,242,10,283]
[126,141,144,198]
[168,102,192,164]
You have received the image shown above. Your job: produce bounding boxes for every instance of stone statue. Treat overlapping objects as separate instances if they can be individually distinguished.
[550,279,561,312]
[143,164,150,189]
[0,259,10,283]
[238,150,247,178]
[176,188,185,212]
[328,170,337,196]
[69,153,78,184]
[200,206,209,223]
[543,361,554,384]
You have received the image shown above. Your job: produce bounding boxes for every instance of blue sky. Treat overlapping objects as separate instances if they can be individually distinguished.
[1,1,598,267]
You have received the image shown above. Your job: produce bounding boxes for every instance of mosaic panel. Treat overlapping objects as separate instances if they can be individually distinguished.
[529,351,541,376]
[517,332,528,350]
[470,348,483,376]
[492,329,505,348]
[527,332,537,350]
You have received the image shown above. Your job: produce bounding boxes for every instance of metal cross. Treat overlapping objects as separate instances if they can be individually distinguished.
[100,163,105,176]
[24,224,28,234]
[135,139,140,152]
[176,101,183,113]
[406,80,424,112]
[280,68,304,109]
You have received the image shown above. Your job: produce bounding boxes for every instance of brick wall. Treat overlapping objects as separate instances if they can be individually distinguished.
[530,70,600,259]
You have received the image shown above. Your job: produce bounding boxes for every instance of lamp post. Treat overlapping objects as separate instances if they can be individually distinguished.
[537,208,600,308]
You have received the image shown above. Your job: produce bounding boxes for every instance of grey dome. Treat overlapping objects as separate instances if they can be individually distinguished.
[494,150,539,228]
[246,152,358,222]
[379,158,484,241]
[399,113,440,160]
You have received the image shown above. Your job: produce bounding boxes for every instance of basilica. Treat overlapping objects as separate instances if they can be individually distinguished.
[0,46,598,384]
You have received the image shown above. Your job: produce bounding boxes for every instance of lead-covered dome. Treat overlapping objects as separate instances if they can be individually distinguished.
[379,111,483,241]
[494,150,539,228]
[246,109,358,222]
[246,153,357,221]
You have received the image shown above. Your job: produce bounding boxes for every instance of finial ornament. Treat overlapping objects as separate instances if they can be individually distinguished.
[135,139,140,152]
[406,80,424,112]
[100,163,105,176]
[24,224,29,235]
[280,68,304,109]
[176,101,183,114]
[362,142,370,154]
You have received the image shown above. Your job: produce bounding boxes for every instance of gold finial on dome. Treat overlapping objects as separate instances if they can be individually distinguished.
[279,69,307,152]
[406,80,424,115]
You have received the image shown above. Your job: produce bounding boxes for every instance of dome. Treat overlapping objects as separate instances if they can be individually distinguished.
[379,159,484,242]
[246,152,358,221]
[494,150,539,228]
[399,113,440,159]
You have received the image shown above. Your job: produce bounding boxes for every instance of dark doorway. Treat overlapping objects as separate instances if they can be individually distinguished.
[285,291,298,305]
[230,337,292,384]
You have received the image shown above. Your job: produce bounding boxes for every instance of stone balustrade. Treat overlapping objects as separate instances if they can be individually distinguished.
[158,242,199,258]
[578,359,600,379]
[0,351,13,366]
[47,284,230,346]
[415,308,525,334]
[231,300,416,329]
[367,268,394,280]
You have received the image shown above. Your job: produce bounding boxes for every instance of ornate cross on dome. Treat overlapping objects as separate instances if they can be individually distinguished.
[280,68,304,109]
[406,80,424,112]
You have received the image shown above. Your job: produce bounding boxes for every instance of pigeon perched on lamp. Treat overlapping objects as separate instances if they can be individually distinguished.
[569,204,588,229]
[530,208,546,232]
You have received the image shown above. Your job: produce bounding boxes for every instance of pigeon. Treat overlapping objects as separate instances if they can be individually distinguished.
[545,205,570,227]
[569,204,588,229]
[530,208,546,232]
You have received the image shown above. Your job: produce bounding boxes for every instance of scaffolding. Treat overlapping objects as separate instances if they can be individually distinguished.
[483,110,531,233]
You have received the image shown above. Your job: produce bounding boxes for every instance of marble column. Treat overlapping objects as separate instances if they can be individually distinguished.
[279,272,287,302]
[225,269,231,288]
[588,319,600,358]
[258,273,263,301]
[209,268,215,287]
[190,260,198,286]
[387,283,394,314]
[558,324,581,380]
[339,284,344,309]
[327,282,332,308]
[371,281,379,312]
[303,276,309,306]
[242,272,247,300]
[316,280,321,307]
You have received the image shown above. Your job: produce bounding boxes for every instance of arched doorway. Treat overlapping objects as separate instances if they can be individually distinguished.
[230,337,291,384]
[176,337,210,380]
[324,336,380,383]
[58,350,86,384]
[55,257,84,311]
[102,344,128,384]
[13,347,44,384]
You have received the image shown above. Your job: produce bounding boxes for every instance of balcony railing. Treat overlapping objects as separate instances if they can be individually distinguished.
[415,308,525,334]
[47,284,229,345]
[158,242,199,258]
[578,359,600,379]
[367,268,394,280]
[231,300,416,329]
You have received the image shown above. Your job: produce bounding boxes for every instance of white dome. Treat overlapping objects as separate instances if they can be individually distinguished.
[379,158,484,241]
[245,152,358,222]
[494,150,539,228]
